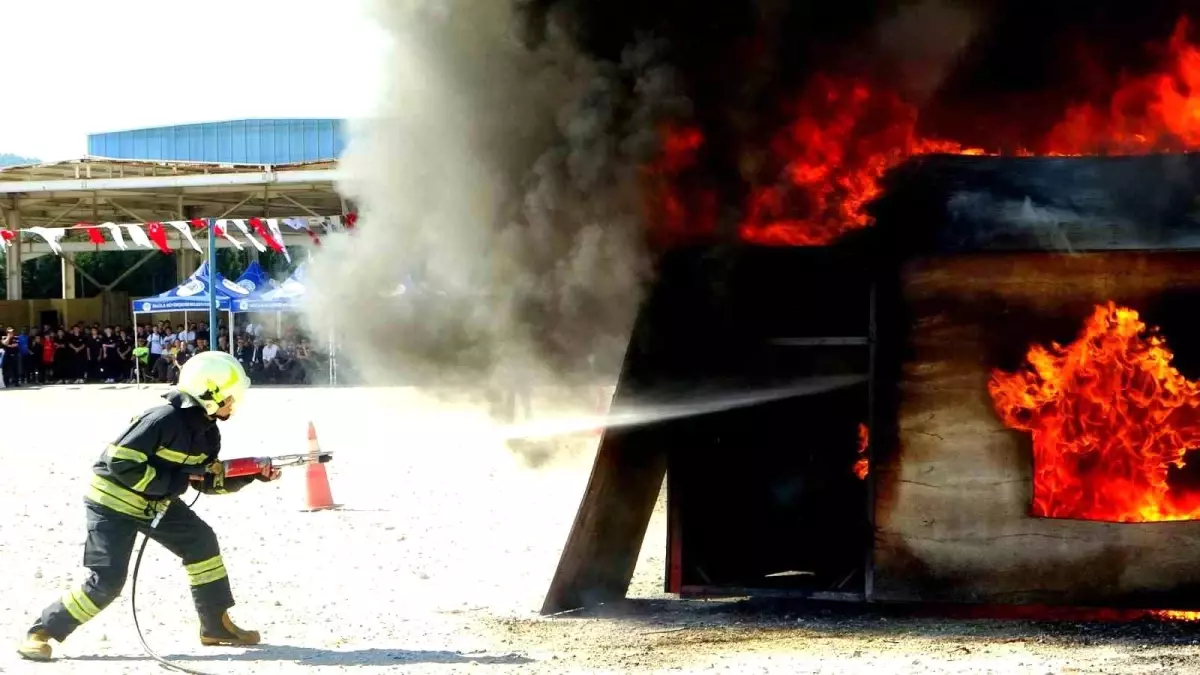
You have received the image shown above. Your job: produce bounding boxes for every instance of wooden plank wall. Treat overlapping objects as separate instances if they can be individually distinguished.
[873,251,1200,608]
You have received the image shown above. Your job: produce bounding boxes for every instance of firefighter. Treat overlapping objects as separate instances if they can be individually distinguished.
[17,350,281,662]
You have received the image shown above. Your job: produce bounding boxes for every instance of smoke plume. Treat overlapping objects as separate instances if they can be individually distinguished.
[303,0,692,390]
[304,0,1188,393]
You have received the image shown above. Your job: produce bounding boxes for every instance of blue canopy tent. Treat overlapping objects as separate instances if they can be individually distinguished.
[131,262,250,348]
[232,263,306,314]
[233,260,276,296]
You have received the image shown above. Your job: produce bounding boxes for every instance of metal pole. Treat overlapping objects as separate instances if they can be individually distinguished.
[207,219,218,347]
[864,280,878,602]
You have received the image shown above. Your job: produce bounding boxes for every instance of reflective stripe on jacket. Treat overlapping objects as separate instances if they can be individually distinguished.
[86,390,254,514]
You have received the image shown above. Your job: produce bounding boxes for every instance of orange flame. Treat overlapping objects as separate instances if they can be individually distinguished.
[736,77,984,246]
[988,302,1200,523]
[646,124,717,245]
[1154,609,1200,621]
[1045,18,1200,155]
[651,17,1200,246]
[854,422,870,480]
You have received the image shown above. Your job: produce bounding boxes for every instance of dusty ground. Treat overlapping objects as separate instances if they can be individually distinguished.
[2,384,1200,674]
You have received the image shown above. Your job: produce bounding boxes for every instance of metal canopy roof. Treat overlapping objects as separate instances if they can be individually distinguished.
[0,157,346,241]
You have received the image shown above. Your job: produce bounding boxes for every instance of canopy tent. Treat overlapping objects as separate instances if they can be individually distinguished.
[131,262,250,314]
[233,260,277,296]
[233,263,307,313]
[131,260,337,385]
[132,263,245,360]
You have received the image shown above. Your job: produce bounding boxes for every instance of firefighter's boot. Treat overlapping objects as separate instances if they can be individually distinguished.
[199,611,261,646]
[17,630,53,662]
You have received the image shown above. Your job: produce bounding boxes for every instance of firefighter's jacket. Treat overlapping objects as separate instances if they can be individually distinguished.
[86,389,256,520]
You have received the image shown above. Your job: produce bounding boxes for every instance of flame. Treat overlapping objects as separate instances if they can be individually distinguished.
[1045,18,1200,155]
[1153,609,1200,622]
[652,17,1200,246]
[854,422,869,480]
[738,76,983,246]
[988,302,1200,523]
[924,604,1200,623]
[646,124,717,245]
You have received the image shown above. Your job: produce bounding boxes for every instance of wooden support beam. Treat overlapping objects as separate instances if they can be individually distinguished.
[540,425,667,614]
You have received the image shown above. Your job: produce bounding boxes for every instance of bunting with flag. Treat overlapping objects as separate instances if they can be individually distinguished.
[0,214,357,255]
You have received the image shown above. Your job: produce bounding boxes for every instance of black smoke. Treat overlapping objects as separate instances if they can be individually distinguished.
[306,0,1198,390]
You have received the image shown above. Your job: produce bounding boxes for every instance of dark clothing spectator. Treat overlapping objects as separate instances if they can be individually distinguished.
[9,322,332,387]
[1,328,17,387]
[151,354,175,383]
[67,330,87,383]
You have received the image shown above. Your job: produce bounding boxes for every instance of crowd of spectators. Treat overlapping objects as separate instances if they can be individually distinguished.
[0,319,328,389]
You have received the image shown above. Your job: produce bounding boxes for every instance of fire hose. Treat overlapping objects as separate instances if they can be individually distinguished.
[129,452,333,675]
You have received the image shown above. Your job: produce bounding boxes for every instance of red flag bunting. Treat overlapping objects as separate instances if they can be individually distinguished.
[249,217,284,254]
[0,230,14,242]
[85,225,106,245]
[307,230,321,246]
[189,218,206,229]
[146,222,172,254]
[345,212,358,229]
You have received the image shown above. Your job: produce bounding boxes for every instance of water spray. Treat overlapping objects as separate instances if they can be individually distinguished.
[501,375,869,440]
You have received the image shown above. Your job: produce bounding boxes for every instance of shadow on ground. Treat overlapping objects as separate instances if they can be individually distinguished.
[69,645,534,666]
[530,597,1200,648]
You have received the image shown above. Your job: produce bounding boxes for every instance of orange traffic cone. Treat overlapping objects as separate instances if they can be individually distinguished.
[303,421,338,511]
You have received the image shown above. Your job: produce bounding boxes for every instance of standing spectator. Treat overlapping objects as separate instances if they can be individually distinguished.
[85,326,102,381]
[116,329,132,383]
[15,328,30,385]
[1,327,17,387]
[24,328,41,384]
[41,330,57,384]
[162,324,177,354]
[67,326,87,384]
[130,337,147,381]
[147,325,163,373]
[98,327,119,384]
[53,329,68,384]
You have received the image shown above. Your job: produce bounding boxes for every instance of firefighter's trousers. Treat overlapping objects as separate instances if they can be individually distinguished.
[29,498,236,642]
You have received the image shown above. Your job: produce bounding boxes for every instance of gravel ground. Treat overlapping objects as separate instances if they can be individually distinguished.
[2,384,1200,674]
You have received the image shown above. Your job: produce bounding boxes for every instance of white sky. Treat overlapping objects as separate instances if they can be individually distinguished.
[0,0,391,161]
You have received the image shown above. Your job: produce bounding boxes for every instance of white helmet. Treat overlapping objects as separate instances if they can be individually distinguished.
[176,351,250,417]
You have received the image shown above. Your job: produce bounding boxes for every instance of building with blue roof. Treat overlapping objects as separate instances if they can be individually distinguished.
[87,118,346,165]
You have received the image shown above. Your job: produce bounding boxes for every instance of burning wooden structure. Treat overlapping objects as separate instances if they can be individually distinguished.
[542,152,1200,614]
